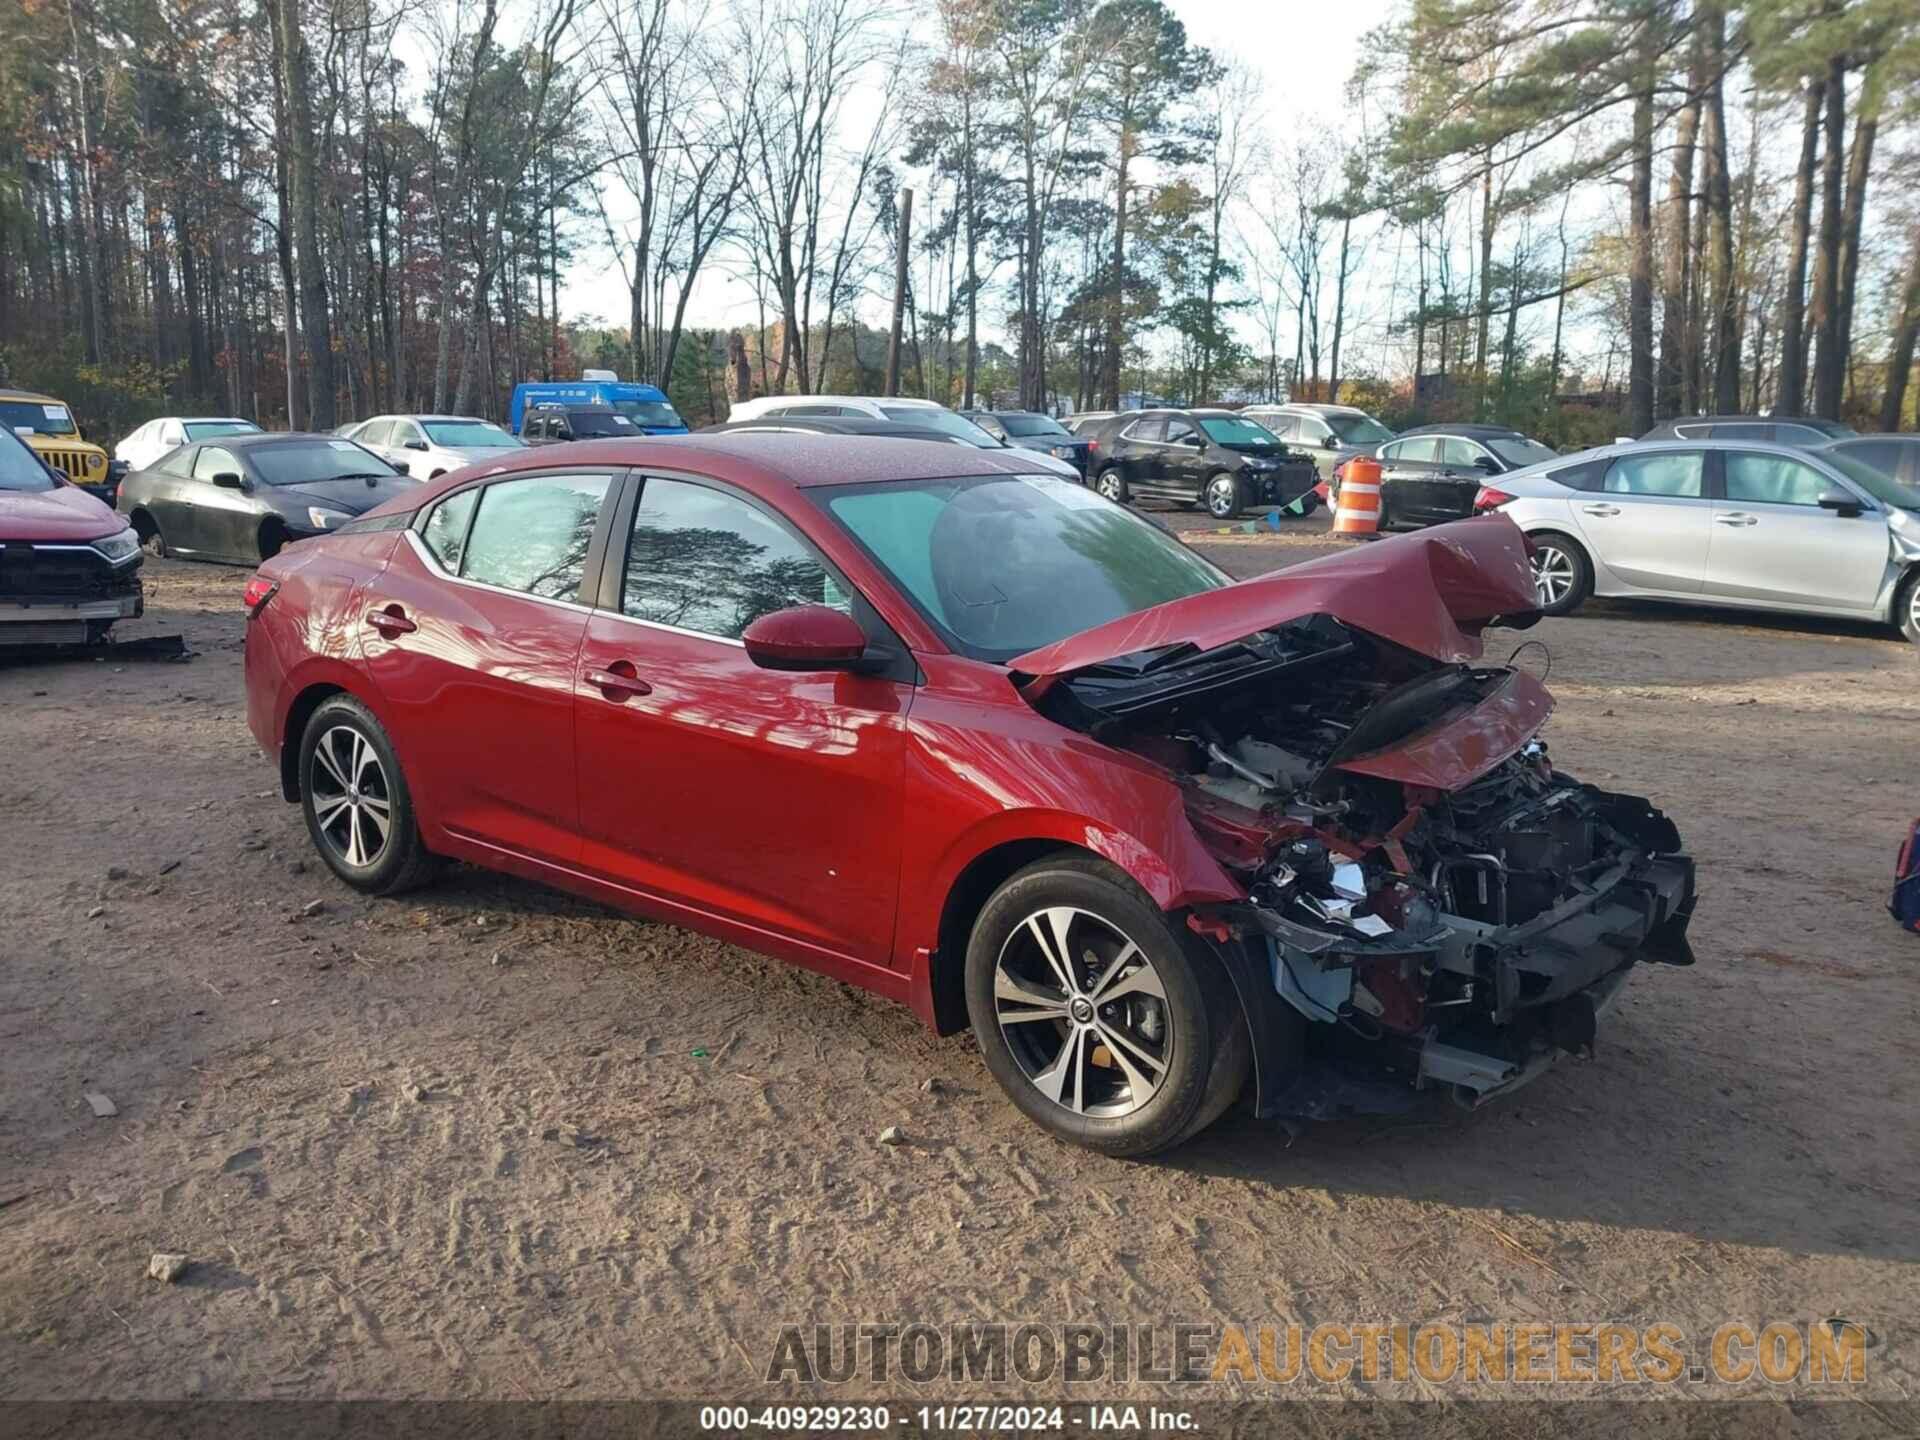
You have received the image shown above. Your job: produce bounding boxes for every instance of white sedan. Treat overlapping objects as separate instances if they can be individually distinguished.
[117,417,261,472]
[339,414,524,479]
[1480,439,1920,647]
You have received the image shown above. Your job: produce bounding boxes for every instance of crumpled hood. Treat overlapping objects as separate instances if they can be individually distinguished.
[0,483,126,542]
[1008,516,1539,678]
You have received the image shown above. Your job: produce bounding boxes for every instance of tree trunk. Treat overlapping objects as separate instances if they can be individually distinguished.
[1656,64,1699,421]
[1776,75,1824,415]
[1328,213,1351,405]
[276,0,335,429]
[1882,228,1920,432]
[1808,56,1846,419]
[1100,134,1132,411]
[1834,109,1876,388]
[1473,161,1493,413]
[1627,71,1656,437]
[1700,3,1740,412]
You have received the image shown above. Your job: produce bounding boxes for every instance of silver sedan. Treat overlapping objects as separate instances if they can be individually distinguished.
[1481,439,1920,647]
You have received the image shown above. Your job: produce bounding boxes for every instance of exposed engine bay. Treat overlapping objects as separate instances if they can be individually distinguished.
[1036,610,1697,1118]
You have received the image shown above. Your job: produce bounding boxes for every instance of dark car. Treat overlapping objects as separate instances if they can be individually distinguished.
[1061,411,1115,436]
[242,433,1691,1155]
[961,410,1094,478]
[116,432,416,564]
[1639,414,1856,447]
[1371,424,1560,529]
[1090,409,1319,519]
[520,403,641,446]
[1819,435,1920,490]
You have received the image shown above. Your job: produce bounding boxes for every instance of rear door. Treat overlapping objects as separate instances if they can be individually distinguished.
[358,469,619,863]
[1705,450,1886,612]
[1115,417,1162,487]
[1572,449,1712,593]
[573,473,911,966]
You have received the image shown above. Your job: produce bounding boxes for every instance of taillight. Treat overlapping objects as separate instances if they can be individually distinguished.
[243,576,279,618]
[1473,486,1516,512]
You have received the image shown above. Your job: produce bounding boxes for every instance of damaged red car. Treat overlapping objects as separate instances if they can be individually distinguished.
[243,437,1694,1155]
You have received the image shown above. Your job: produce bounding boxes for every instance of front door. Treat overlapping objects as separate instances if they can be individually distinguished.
[574,474,911,966]
[1705,450,1888,612]
[358,470,618,863]
[1575,449,1712,593]
[187,444,260,561]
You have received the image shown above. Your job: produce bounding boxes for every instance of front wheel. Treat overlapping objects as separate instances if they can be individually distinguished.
[1204,472,1245,520]
[299,695,438,895]
[1093,469,1128,504]
[1897,570,1920,648]
[964,856,1226,1156]
[1529,532,1592,616]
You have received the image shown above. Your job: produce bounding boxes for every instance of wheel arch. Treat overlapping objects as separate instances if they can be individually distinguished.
[277,679,360,801]
[127,506,159,539]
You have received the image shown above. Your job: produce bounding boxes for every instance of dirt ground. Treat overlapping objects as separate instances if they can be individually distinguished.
[2,509,1916,1417]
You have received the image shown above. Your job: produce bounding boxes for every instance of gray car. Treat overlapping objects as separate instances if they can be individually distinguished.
[1485,438,1920,646]
[342,414,524,480]
[1241,403,1396,483]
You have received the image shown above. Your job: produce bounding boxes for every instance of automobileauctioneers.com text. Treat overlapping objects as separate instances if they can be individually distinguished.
[764,1320,1868,1389]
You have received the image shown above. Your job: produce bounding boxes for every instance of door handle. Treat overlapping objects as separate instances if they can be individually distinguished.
[1580,503,1621,517]
[584,662,653,701]
[365,603,416,636]
[1714,512,1758,527]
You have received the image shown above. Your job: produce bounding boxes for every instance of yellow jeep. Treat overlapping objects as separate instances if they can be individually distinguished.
[0,387,112,496]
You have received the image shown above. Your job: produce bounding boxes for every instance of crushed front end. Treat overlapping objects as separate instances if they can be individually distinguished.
[0,538,145,646]
[1032,607,1695,1122]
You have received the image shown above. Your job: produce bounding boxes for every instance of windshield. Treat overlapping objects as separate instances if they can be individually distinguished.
[183,420,261,442]
[1826,450,1920,510]
[423,419,521,448]
[1489,436,1559,467]
[612,399,685,429]
[878,406,1001,448]
[1,399,76,437]
[1324,413,1394,445]
[570,410,637,437]
[1199,416,1282,446]
[819,474,1230,663]
[249,440,398,486]
[1001,413,1071,439]
[0,429,57,491]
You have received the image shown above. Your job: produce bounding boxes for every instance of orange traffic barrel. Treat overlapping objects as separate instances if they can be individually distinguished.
[1334,457,1381,535]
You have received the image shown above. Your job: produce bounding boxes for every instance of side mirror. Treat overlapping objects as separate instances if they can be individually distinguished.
[212,471,246,490]
[742,604,870,672]
[405,439,429,452]
[1185,433,1206,449]
[1817,489,1862,517]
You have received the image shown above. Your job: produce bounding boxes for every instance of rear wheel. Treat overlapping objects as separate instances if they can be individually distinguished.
[965,856,1224,1156]
[1529,532,1592,616]
[1093,469,1128,504]
[1898,570,1920,648]
[1204,472,1245,520]
[298,696,438,895]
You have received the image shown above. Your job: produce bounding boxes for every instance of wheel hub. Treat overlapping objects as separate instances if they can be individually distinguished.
[1069,997,1095,1025]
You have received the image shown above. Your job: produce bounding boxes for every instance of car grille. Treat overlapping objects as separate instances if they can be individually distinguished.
[40,447,104,481]
[0,541,140,599]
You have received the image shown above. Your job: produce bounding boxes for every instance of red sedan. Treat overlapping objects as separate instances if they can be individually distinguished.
[243,435,1694,1154]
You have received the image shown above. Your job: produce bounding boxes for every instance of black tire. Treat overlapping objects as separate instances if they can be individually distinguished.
[133,511,167,559]
[1375,488,1392,531]
[1897,570,1920,648]
[964,855,1222,1157]
[259,519,288,562]
[1172,949,1256,1144]
[298,695,438,895]
[1093,468,1129,504]
[1528,531,1592,616]
[1203,471,1245,520]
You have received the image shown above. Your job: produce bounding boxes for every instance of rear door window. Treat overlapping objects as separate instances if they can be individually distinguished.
[1603,452,1706,497]
[1124,418,1165,443]
[457,473,613,602]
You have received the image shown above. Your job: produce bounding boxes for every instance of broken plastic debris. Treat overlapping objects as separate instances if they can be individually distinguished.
[1331,862,1368,901]
[1349,914,1394,938]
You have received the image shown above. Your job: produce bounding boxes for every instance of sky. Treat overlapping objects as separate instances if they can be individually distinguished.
[554,0,1399,366]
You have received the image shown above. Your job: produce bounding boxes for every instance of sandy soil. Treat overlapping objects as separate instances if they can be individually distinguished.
[1,514,1916,1413]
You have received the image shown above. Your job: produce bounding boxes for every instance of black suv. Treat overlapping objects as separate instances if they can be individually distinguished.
[1371,423,1559,528]
[1090,409,1318,518]
[520,403,639,445]
[1638,414,1856,448]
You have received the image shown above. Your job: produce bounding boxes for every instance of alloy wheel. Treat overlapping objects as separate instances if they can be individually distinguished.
[1095,471,1124,502]
[1908,580,1920,638]
[308,725,393,869]
[1206,476,1239,518]
[1532,544,1576,607]
[993,906,1170,1118]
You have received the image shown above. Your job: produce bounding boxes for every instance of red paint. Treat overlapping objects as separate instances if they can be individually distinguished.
[243,441,1562,1038]
[0,483,125,542]
[1333,669,1553,791]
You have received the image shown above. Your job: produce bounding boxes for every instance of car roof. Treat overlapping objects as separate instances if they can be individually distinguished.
[365,433,1036,520]
[705,417,959,439]
[214,431,368,450]
[1826,433,1920,445]
[0,388,59,403]
[374,414,490,423]
[1396,422,1531,438]
[532,402,615,412]
[1251,402,1366,415]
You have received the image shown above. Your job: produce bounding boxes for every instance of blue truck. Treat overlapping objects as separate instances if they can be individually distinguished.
[507,376,689,436]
